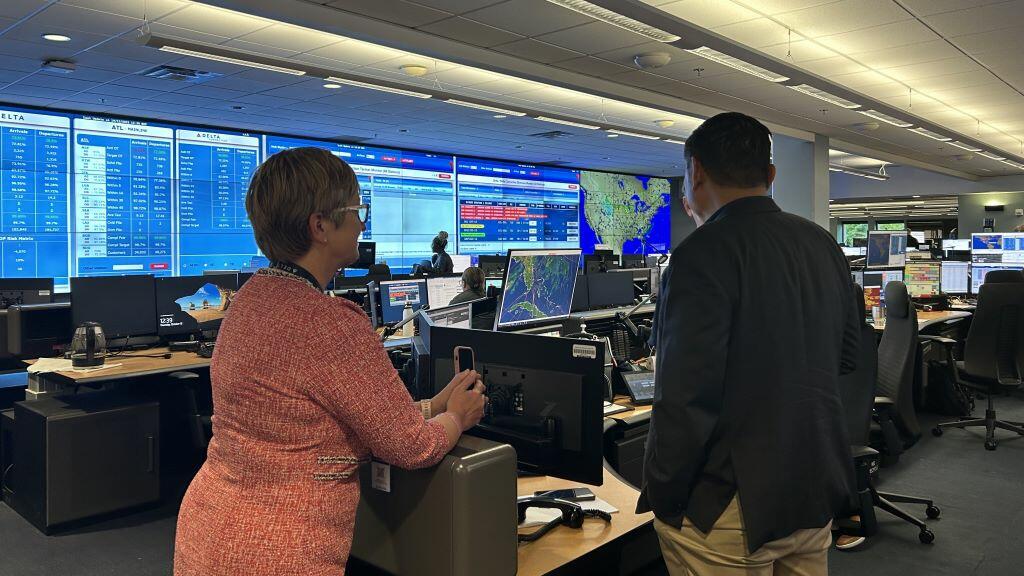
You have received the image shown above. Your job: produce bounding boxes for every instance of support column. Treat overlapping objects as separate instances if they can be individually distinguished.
[772,133,831,229]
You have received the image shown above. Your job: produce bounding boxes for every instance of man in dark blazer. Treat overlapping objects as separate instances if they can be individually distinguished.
[638,112,860,575]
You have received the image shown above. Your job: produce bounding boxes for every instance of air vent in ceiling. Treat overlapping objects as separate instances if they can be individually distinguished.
[141,65,221,83]
[529,130,573,140]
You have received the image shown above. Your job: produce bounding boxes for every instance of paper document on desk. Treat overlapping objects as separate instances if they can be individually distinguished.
[28,358,122,374]
[517,497,619,528]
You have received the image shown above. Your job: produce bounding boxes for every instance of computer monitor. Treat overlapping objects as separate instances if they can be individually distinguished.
[484,277,503,292]
[620,254,645,269]
[496,249,580,330]
[970,264,1024,294]
[239,272,254,287]
[940,261,970,294]
[942,239,970,252]
[904,262,941,298]
[477,255,506,278]
[862,270,905,311]
[70,275,157,340]
[588,271,635,309]
[428,326,604,485]
[650,265,661,298]
[155,274,239,338]
[842,246,867,257]
[866,231,908,268]
[424,302,472,329]
[851,270,864,287]
[971,232,1024,265]
[426,276,464,308]
[0,278,53,308]
[353,242,376,269]
[570,275,590,312]
[583,253,619,275]
[378,279,428,325]
[451,254,472,274]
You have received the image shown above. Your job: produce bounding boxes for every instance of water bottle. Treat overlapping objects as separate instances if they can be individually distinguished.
[401,301,414,337]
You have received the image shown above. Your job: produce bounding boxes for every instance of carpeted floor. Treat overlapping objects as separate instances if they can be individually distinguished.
[2,397,1023,576]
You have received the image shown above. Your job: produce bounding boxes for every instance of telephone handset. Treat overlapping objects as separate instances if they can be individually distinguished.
[516,496,612,542]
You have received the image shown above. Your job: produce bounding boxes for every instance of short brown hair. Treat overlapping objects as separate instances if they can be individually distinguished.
[246,147,359,262]
[462,266,484,292]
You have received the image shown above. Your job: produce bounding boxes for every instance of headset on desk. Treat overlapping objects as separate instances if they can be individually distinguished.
[516,496,611,542]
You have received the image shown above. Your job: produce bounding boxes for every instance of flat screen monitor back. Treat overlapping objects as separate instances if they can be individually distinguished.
[429,326,604,485]
[354,242,376,268]
[0,278,53,308]
[478,255,505,278]
[155,274,239,337]
[571,275,589,312]
[588,272,634,309]
[70,275,157,340]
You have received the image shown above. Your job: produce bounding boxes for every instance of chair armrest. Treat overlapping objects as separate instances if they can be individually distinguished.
[873,396,895,408]
[851,445,879,462]
[919,334,957,346]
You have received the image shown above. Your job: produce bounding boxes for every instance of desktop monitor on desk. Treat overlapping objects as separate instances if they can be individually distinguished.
[371,279,428,327]
[971,233,1024,265]
[428,326,604,485]
[620,254,645,269]
[842,246,867,257]
[583,254,619,275]
[450,254,472,274]
[353,242,376,269]
[426,276,463,309]
[970,264,1024,294]
[423,302,472,329]
[477,255,506,278]
[570,275,589,312]
[866,231,908,269]
[904,262,941,298]
[70,275,157,342]
[0,278,53,309]
[495,249,580,331]
[155,274,239,338]
[942,239,970,252]
[862,270,904,312]
[588,271,635,309]
[940,261,970,295]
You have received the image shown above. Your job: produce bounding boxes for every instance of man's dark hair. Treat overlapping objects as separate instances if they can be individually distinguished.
[684,112,772,188]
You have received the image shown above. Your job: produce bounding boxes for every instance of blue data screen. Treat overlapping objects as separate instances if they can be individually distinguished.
[265,136,455,273]
[0,109,71,289]
[456,157,580,255]
[176,130,261,275]
[73,117,174,277]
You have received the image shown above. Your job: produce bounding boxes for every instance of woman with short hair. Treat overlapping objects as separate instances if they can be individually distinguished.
[430,231,454,275]
[174,147,486,575]
[450,266,486,305]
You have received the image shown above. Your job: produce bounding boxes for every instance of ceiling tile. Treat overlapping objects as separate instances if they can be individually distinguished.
[814,20,937,54]
[897,0,1010,17]
[463,0,592,36]
[655,0,760,29]
[772,0,914,38]
[325,0,450,27]
[490,38,583,63]
[300,40,404,67]
[952,26,1024,55]
[82,83,166,101]
[416,16,523,47]
[876,58,981,84]
[0,0,50,20]
[59,0,186,21]
[712,17,793,48]
[408,0,503,14]
[922,1,1024,37]
[231,24,340,54]
[154,3,272,38]
[551,56,635,78]
[29,3,143,36]
[798,56,869,78]
[846,40,964,70]
[533,21,650,55]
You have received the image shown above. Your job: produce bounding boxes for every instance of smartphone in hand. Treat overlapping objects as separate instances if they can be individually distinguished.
[454,345,475,372]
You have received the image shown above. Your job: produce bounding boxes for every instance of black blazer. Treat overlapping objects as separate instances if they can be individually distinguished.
[431,251,454,276]
[637,195,859,553]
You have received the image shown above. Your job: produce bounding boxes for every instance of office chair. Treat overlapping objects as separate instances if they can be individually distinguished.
[368,263,392,277]
[170,371,212,454]
[931,271,1024,450]
[872,281,922,463]
[841,285,938,545]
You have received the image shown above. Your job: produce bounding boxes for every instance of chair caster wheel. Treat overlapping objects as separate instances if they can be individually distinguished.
[932,427,943,437]
[926,505,941,519]
[919,529,935,544]
[985,440,998,451]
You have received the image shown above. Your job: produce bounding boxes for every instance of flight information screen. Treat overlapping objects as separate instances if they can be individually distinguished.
[265,136,455,272]
[971,233,1024,265]
[0,108,71,289]
[176,129,261,275]
[73,117,174,277]
[456,157,580,255]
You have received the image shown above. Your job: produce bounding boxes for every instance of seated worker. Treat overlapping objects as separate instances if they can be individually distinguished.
[174,147,487,576]
[450,266,486,305]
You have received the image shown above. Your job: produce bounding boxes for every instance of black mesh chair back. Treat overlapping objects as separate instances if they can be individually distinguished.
[876,281,921,441]
[840,284,878,446]
[963,279,1024,386]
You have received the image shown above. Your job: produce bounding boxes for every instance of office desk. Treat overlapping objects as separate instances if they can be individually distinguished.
[516,466,657,576]
[871,310,971,332]
[574,304,655,322]
[25,347,211,398]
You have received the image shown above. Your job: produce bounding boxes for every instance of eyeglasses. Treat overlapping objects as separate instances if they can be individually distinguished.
[333,203,370,224]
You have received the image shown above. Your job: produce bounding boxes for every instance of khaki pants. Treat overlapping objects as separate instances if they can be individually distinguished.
[654,496,832,576]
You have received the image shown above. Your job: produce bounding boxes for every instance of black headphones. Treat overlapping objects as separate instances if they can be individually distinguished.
[517,497,612,542]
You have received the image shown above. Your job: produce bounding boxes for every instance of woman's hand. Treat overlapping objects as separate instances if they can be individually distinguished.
[445,370,486,431]
[431,368,474,415]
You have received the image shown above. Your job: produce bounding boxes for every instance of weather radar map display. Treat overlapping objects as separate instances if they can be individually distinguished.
[497,249,580,328]
[579,171,670,255]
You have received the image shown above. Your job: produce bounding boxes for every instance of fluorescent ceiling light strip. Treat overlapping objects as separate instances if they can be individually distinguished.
[948,141,982,152]
[325,76,431,98]
[830,164,888,181]
[663,139,686,145]
[606,129,661,140]
[688,46,789,83]
[158,45,306,75]
[789,84,861,109]
[858,109,913,128]
[908,127,951,142]
[445,99,526,116]
[1001,160,1024,169]
[535,116,600,129]
[544,0,680,42]
[977,151,1007,161]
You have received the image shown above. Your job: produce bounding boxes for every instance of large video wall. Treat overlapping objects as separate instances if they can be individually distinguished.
[0,104,671,290]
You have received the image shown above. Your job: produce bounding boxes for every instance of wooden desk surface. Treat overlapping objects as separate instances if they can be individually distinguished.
[27,346,210,385]
[872,309,971,332]
[516,467,652,576]
[607,395,651,422]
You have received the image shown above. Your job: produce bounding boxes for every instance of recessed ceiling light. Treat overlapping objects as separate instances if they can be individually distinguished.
[544,0,681,42]
[948,141,982,152]
[323,83,341,89]
[912,195,921,198]
[606,133,619,138]
[493,114,507,119]
[606,128,661,140]
[788,84,861,109]
[858,109,913,128]
[445,99,526,116]
[688,46,789,83]
[231,105,245,110]
[908,127,951,142]
[42,34,71,42]
[663,138,685,145]
[399,64,428,77]
[326,76,431,98]
[978,151,1007,161]
[535,116,600,129]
